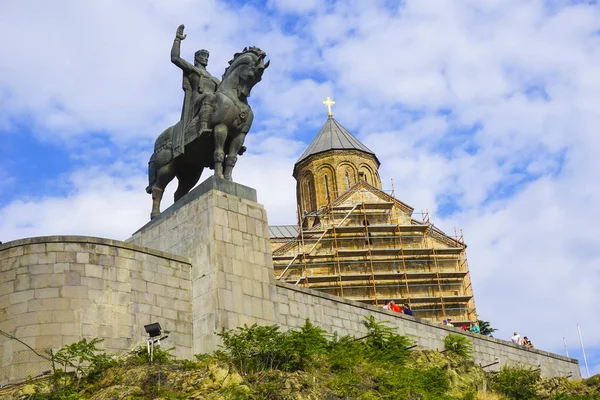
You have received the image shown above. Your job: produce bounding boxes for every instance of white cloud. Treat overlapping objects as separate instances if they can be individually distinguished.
[0,132,302,242]
[0,0,293,142]
[267,0,320,14]
[0,167,148,241]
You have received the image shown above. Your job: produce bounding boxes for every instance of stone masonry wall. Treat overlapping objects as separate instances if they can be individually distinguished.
[273,283,580,378]
[127,176,274,355]
[0,236,192,383]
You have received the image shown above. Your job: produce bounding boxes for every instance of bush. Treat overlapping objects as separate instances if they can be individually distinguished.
[365,365,452,399]
[217,323,285,374]
[491,365,541,400]
[217,319,330,375]
[362,315,414,364]
[444,333,474,359]
[46,338,116,390]
[213,318,472,399]
[327,334,364,372]
[42,338,119,398]
[461,391,477,400]
[128,345,175,365]
[280,319,329,371]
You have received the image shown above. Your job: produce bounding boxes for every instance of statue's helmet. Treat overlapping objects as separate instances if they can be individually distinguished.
[195,49,210,65]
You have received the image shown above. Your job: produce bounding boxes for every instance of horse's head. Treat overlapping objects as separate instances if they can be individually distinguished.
[221,47,270,100]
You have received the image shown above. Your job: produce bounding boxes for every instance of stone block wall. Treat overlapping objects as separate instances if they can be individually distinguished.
[127,176,274,354]
[273,283,580,378]
[0,236,192,383]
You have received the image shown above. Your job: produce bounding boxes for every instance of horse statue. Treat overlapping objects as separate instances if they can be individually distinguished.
[146,45,269,219]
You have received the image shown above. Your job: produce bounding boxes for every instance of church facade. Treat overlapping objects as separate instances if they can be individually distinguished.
[269,116,478,327]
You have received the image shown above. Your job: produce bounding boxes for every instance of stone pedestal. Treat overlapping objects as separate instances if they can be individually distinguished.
[127,177,276,354]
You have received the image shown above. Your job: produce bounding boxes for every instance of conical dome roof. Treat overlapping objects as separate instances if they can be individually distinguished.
[295,117,379,166]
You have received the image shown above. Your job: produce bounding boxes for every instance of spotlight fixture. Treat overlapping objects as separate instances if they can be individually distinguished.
[144,322,162,338]
[144,322,169,363]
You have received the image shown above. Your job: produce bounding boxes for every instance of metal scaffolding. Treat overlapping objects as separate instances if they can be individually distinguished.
[273,187,478,326]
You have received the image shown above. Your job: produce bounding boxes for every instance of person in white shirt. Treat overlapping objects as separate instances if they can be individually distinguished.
[511,332,522,345]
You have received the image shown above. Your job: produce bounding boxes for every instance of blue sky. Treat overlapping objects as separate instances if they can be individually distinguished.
[1,0,599,377]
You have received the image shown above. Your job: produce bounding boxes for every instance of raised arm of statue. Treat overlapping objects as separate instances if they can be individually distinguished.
[171,24,194,72]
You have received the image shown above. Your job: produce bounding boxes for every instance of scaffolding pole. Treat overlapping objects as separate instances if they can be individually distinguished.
[329,201,344,297]
[456,228,477,323]
[563,337,569,358]
[359,190,378,305]
[577,324,590,378]
[297,205,309,287]
[428,225,446,320]
[395,223,411,305]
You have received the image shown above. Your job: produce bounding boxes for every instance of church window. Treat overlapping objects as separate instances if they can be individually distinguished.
[303,174,317,213]
[302,180,310,212]
[345,171,350,189]
[324,175,330,201]
[308,177,317,211]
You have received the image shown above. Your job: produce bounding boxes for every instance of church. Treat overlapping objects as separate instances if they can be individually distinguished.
[268,100,478,327]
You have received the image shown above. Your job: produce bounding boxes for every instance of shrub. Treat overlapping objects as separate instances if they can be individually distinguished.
[46,338,116,390]
[217,319,330,374]
[444,333,474,359]
[327,334,364,372]
[362,315,414,365]
[367,365,451,399]
[491,365,541,400]
[280,319,329,371]
[128,345,175,365]
[42,338,119,398]
[217,323,285,374]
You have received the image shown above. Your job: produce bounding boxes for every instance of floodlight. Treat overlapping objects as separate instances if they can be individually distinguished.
[144,322,162,338]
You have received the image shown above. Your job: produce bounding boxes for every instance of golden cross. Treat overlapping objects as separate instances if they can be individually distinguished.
[322,97,335,117]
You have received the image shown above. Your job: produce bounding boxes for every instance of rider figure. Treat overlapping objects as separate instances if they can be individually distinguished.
[171,25,219,136]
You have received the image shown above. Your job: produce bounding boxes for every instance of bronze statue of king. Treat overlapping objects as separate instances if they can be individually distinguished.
[146,24,269,219]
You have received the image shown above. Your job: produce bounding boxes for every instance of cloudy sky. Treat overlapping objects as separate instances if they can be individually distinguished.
[1,0,599,376]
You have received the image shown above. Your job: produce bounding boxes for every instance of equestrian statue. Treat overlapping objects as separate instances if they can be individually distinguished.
[146,24,269,219]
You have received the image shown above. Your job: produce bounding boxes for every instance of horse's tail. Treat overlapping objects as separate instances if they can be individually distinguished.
[146,152,156,194]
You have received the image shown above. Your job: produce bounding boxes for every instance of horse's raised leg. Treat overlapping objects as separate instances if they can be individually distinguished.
[213,123,227,179]
[224,133,246,181]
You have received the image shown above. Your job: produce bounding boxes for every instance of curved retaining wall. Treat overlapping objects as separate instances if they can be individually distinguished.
[0,236,192,383]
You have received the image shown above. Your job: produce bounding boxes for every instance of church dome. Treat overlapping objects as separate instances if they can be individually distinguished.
[294,116,381,214]
[294,117,380,168]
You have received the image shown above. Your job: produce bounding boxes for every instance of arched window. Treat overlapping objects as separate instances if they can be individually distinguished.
[324,175,330,201]
[308,177,316,211]
[302,180,310,212]
[345,171,350,189]
[302,173,317,213]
